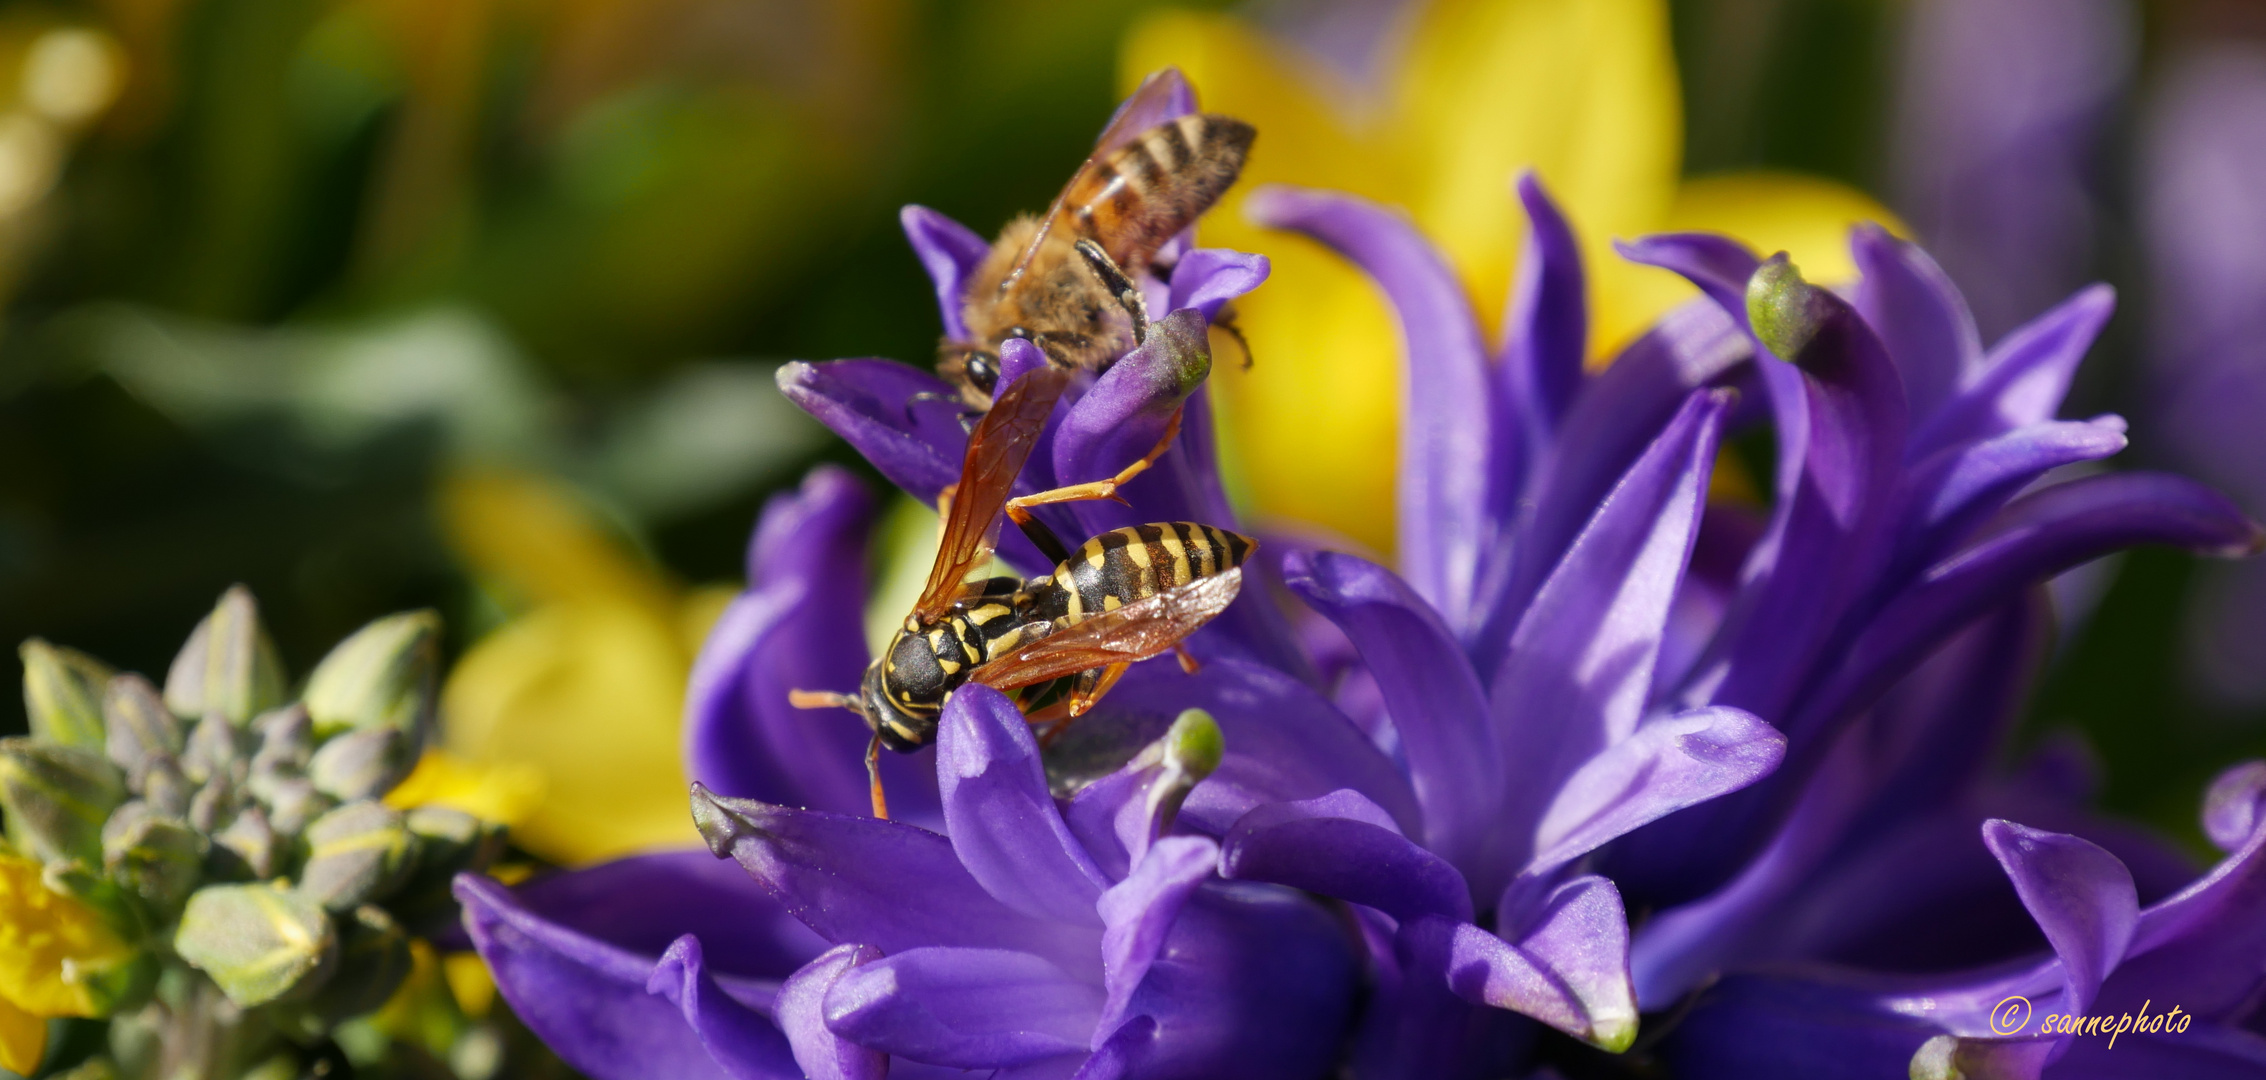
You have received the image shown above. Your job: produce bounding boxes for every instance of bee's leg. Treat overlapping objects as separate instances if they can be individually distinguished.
[1004,405,1184,525]
[1173,643,1201,675]
[1076,239,1149,346]
[1213,305,1255,371]
[866,732,890,820]
[1068,662,1132,718]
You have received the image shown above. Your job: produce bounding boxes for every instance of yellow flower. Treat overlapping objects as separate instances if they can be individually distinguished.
[0,849,137,1072]
[435,468,733,864]
[1123,0,1899,553]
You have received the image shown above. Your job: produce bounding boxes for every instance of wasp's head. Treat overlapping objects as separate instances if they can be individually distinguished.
[861,645,939,753]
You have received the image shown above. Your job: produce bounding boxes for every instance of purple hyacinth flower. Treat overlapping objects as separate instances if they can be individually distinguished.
[691,684,1358,1080]
[1655,760,2266,1079]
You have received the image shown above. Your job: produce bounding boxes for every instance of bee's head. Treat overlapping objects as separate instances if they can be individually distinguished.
[861,647,938,753]
[962,350,1000,396]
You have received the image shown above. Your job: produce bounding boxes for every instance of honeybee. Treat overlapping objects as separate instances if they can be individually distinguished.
[941,71,1257,407]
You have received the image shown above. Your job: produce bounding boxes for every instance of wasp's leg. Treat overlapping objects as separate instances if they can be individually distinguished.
[1004,405,1184,530]
[865,732,890,820]
[1076,239,1149,345]
[1173,643,1201,675]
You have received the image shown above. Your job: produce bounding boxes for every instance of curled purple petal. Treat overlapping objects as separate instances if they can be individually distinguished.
[1982,819,2138,1014]
[777,944,888,1080]
[1899,417,2129,572]
[1167,249,1271,323]
[1247,184,1499,627]
[1615,233,1761,330]
[1051,309,1217,539]
[690,786,1099,979]
[1500,172,1588,458]
[777,359,966,506]
[1528,706,1785,876]
[939,685,1109,926]
[647,935,802,1079]
[822,947,1104,1068]
[1850,223,1984,419]
[2202,761,2266,854]
[504,852,825,976]
[455,874,745,1080]
[902,205,990,341]
[1070,1016,1159,1080]
[1221,790,1474,924]
[1281,550,1504,887]
[1912,284,2115,457]
[1095,836,1217,1035]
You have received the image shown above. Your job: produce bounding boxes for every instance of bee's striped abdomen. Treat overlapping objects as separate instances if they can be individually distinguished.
[1071,114,1255,271]
[1052,522,1254,624]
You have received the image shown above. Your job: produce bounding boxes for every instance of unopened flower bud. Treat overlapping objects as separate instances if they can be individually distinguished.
[261,777,331,839]
[180,712,247,787]
[187,771,239,833]
[21,639,112,751]
[1140,708,1222,840]
[174,881,337,1006]
[164,586,286,727]
[298,800,417,911]
[250,705,313,774]
[307,727,413,802]
[101,801,206,910]
[136,755,190,817]
[0,738,127,864]
[1745,254,1831,363]
[103,674,182,773]
[210,805,278,881]
[301,904,411,1023]
[303,611,440,742]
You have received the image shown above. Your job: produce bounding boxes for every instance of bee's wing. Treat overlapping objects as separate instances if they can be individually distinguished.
[970,568,1241,691]
[913,367,1069,621]
[999,71,1187,293]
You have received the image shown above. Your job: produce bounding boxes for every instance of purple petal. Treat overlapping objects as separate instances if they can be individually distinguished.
[1912,284,2115,457]
[1407,891,1636,1051]
[1349,927,1532,1080]
[1050,309,1219,539]
[777,945,888,1080]
[648,936,802,1079]
[1851,223,1985,419]
[1615,233,1761,329]
[939,685,1109,926]
[1167,249,1270,323]
[1098,67,1195,153]
[1066,658,1423,840]
[2050,1025,2266,1079]
[1474,298,1751,673]
[1246,184,1499,626]
[456,874,745,1080]
[902,206,990,341]
[1982,820,2138,1014]
[823,947,1104,1068]
[2103,781,2266,1021]
[1220,791,1474,924]
[1899,418,2129,573]
[1096,836,1217,1034]
[687,469,941,822]
[1656,974,1942,1080]
[690,786,1100,979]
[1499,172,1588,466]
[1281,550,1504,887]
[1491,390,1732,858]
[1070,1016,1158,1080]
[1493,875,1639,1052]
[777,359,966,507]
[506,851,826,977]
[2203,761,2266,854]
[1528,706,1785,876]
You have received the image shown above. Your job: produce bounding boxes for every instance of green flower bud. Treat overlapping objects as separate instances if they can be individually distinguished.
[1745,254,1832,363]
[249,704,313,776]
[307,727,413,802]
[180,712,248,787]
[47,1056,119,1080]
[210,805,279,881]
[261,777,332,839]
[187,771,239,834]
[164,586,287,727]
[136,755,190,817]
[389,806,504,931]
[21,639,112,751]
[1134,708,1223,838]
[174,881,338,1007]
[102,674,181,774]
[0,738,127,864]
[101,801,206,911]
[300,904,411,1023]
[298,800,417,911]
[303,611,440,741]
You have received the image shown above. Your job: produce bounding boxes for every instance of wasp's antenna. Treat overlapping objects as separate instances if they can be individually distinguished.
[789,690,892,819]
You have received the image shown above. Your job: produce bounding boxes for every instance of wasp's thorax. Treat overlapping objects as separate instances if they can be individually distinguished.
[864,576,1052,752]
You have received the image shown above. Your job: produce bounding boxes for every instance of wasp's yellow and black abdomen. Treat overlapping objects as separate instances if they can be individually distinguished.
[1048,522,1254,623]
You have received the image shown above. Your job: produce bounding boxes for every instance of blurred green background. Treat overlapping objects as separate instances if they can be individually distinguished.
[0,0,2261,848]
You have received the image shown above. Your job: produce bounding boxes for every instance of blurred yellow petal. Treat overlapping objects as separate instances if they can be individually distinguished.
[1665,171,1908,285]
[441,599,697,863]
[1398,0,1680,346]
[1122,10,1407,555]
[442,951,496,1018]
[0,993,41,1076]
[383,748,546,827]
[0,850,134,1019]
[441,468,670,614]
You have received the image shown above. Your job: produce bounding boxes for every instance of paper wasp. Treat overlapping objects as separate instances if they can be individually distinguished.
[792,366,1254,817]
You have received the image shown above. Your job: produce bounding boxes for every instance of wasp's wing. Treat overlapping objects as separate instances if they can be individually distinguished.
[970,568,1241,691]
[913,367,1069,621]
[999,71,1188,294]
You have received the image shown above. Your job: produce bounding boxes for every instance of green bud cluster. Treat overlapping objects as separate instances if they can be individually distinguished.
[7,587,506,1080]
